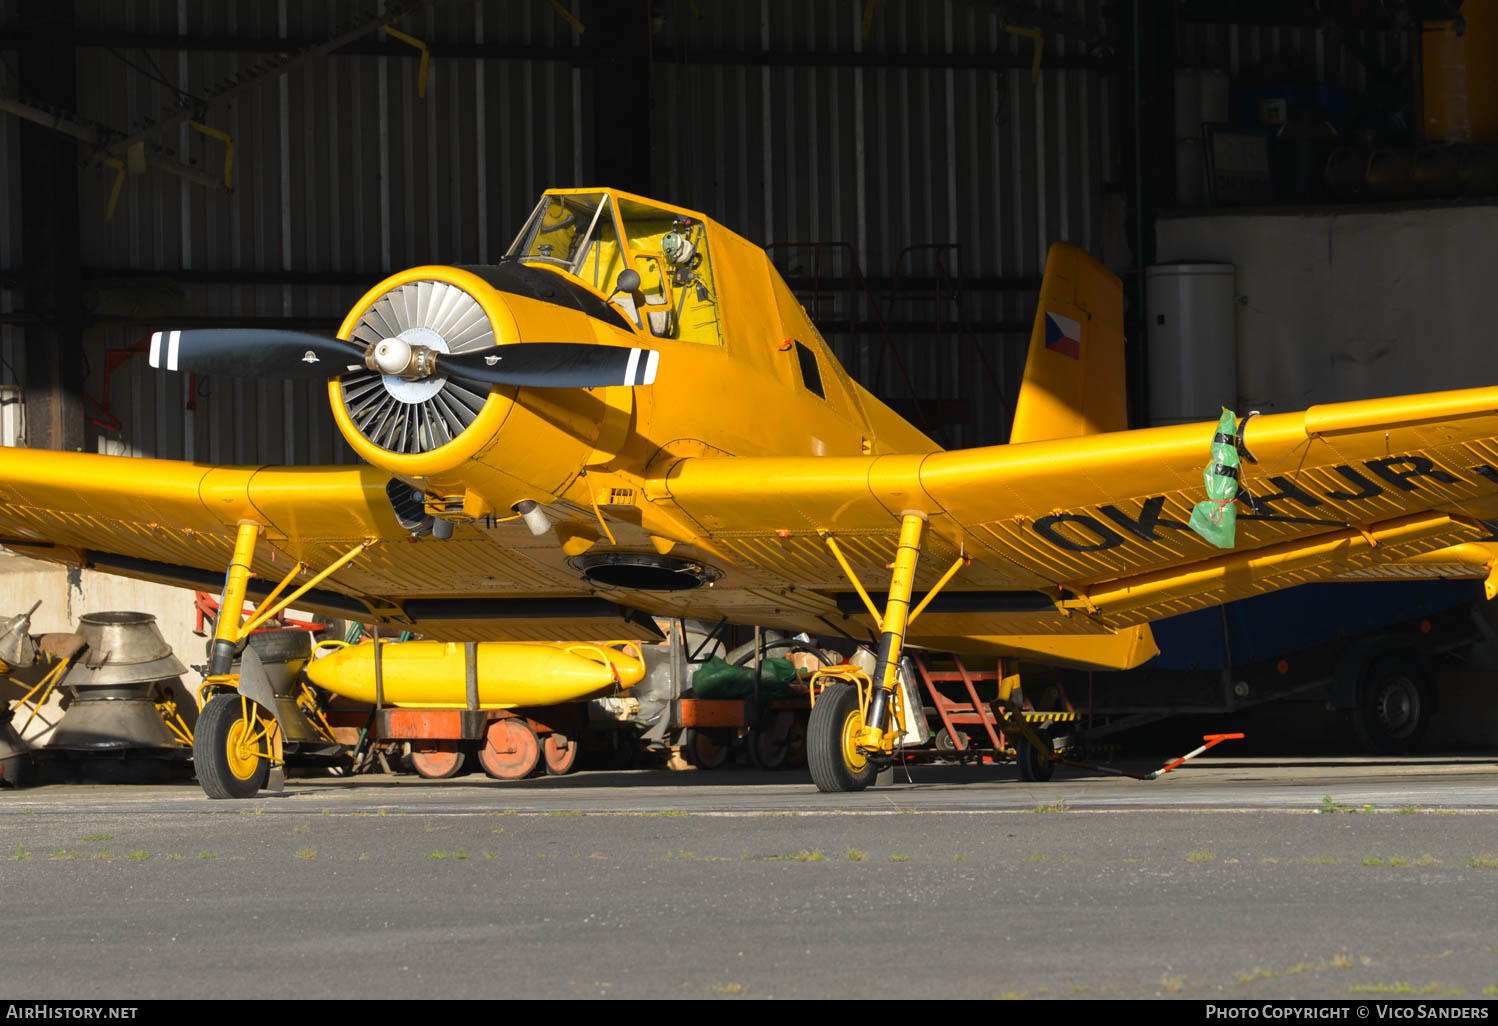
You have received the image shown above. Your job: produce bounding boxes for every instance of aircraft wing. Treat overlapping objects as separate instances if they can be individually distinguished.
[653,385,1498,636]
[0,449,658,641]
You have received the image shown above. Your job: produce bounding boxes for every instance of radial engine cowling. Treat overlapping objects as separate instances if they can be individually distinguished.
[328,265,615,507]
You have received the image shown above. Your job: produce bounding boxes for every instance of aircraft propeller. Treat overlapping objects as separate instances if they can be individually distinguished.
[147,328,659,389]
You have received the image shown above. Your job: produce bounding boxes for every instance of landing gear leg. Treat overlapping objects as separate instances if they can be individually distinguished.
[193,520,372,799]
[810,512,960,793]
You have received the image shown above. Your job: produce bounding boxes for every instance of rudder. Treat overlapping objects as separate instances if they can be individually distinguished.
[1008,242,1127,444]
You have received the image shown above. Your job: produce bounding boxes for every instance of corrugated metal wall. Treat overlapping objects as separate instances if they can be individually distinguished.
[5,0,1117,457]
[0,0,22,398]
[1176,17,1410,90]
[657,0,1111,447]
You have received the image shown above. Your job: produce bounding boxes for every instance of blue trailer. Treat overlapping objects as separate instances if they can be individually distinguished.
[1055,579,1486,754]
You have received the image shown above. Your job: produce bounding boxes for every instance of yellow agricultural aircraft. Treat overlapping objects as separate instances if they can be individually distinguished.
[3,186,1498,796]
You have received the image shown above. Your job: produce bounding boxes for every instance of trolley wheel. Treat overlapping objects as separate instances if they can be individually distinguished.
[542,732,579,776]
[933,727,964,755]
[478,719,541,780]
[1016,725,1055,783]
[410,741,466,780]
[748,710,797,771]
[194,694,271,799]
[1352,656,1432,755]
[807,682,877,793]
[681,727,731,770]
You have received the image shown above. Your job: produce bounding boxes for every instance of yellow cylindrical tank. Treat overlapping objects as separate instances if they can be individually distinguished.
[1419,7,1498,144]
[306,640,646,709]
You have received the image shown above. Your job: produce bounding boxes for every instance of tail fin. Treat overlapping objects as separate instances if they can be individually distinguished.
[1008,242,1127,444]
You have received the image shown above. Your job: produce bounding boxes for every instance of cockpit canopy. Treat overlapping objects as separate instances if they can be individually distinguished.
[507,190,723,346]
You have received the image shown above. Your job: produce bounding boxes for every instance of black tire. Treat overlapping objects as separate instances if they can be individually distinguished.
[206,627,314,664]
[241,628,313,662]
[194,694,271,799]
[1016,724,1055,782]
[808,682,878,793]
[1352,656,1432,755]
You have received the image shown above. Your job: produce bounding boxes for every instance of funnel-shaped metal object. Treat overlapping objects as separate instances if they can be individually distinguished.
[0,709,31,786]
[45,685,185,752]
[0,601,41,670]
[46,612,190,755]
[63,612,187,687]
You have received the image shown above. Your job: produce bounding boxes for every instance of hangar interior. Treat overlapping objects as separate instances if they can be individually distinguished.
[1,0,1497,771]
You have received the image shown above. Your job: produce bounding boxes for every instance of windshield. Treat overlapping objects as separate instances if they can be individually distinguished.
[508,191,725,346]
[507,192,628,290]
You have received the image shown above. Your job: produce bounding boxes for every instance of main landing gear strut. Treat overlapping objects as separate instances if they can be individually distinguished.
[806,512,1057,793]
[194,520,370,799]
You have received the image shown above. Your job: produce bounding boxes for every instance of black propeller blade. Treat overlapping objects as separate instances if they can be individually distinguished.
[148,329,367,378]
[439,343,660,389]
[148,329,660,390]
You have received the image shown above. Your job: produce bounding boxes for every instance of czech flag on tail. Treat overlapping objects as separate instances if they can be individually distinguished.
[1044,311,1081,360]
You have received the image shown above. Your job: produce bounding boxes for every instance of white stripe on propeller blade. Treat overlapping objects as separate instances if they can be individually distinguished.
[624,347,641,386]
[166,331,182,371]
[641,349,659,385]
[148,332,163,368]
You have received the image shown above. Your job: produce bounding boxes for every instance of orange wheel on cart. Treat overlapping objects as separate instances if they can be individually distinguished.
[478,718,541,780]
[542,732,579,776]
[410,741,466,779]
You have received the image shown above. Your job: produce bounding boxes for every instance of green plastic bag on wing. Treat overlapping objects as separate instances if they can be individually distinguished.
[1188,408,1240,549]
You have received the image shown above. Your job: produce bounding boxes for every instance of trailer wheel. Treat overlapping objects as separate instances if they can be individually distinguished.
[808,682,877,792]
[1352,656,1431,756]
[410,741,466,779]
[681,727,731,770]
[542,732,579,776]
[478,719,540,780]
[1015,725,1055,783]
[748,710,800,771]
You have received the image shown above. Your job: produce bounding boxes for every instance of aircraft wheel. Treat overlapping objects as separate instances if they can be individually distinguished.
[478,719,541,780]
[681,728,731,770]
[808,682,877,793]
[542,732,579,776]
[411,741,466,779]
[1352,656,1431,756]
[1016,725,1055,783]
[194,694,271,799]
